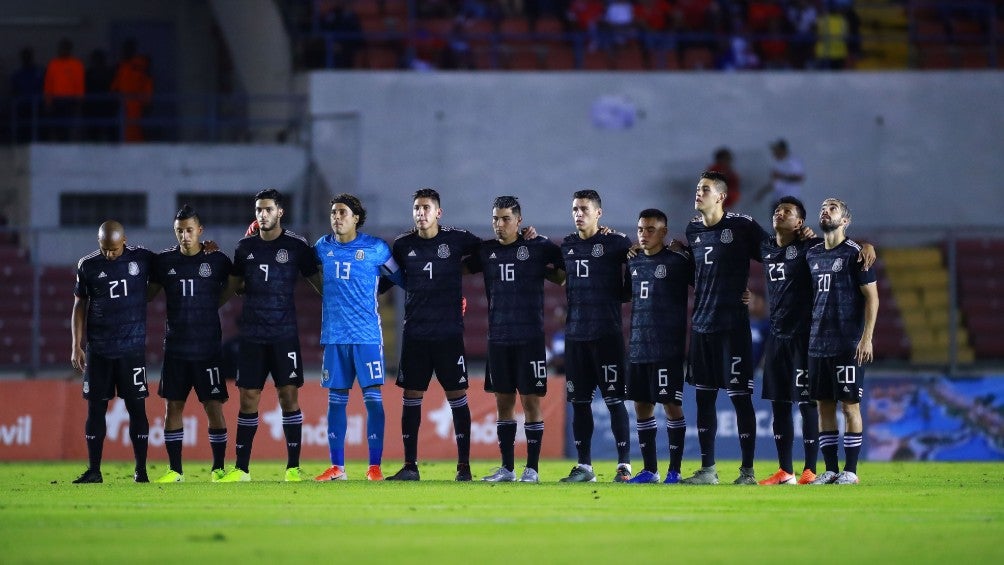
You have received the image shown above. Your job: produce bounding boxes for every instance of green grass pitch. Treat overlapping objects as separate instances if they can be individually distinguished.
[1,460,1002,563]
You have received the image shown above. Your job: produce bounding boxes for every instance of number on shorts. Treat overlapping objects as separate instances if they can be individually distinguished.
[731,356,742,376]
[366,360,383,380]
[530,360,546,380]
[795,368,807,388]
[836,365,856,384]
[457,355,466,373]
[658,368,669,387]
[602,364,618,383]
[287,351,298,369]
[206,366,221,386]
[132,367,146,386]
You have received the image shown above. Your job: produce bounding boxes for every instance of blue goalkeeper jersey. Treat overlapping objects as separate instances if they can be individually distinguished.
[316,232,398,345]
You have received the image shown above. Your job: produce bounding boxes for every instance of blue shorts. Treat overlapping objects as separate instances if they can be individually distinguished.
[321,343,385,390]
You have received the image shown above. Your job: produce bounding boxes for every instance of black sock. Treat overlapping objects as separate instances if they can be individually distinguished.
[402,398,422,465]
[497,419,517,471]
[636,417,658,473]
[208,427,227,471]
[164,427,184,474]
[730,393,756,469]
[235,412,258,473]
[85,400,108,471]
[843,432,863,474]
[771,401,794,474]
[799,402,819,473]
[667,417,686,473]
[606,399,631,465]
[571,402,594,465]
[282,410,303,469]
[524,421,544,471]
[449,395,471,465]
[695,389,718,468]
[124,398,149,473]
[819,431,840,473]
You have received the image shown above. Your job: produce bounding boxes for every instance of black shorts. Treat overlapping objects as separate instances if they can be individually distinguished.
[82,350,148,401]
[687,328,754,393]
[159,354,229,403]
[564,334,625,403]
[627,357,685,406]
[486,340,548,396]
[396,335,469,392]
[762,333,812,403]
[809,354,864,403]
[236,338,305,390]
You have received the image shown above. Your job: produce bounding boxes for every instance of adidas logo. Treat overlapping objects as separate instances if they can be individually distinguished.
[98,271,107,278]
[211,387,220,394]
[729,377,739,384]
[812,263,819,269]
[326,250,334,256]
[458,376,467,383]
[631,269,637,275]
[567,249,574,255]
[408,250,417,257]
[168,268,177,275]
[289,372,297,379]
[536,380,544,387]
[659,388,667,395]
[695,236,701,243]
[368,434,378,440]
[138,385,147,391]
[489,252,497,259]
[247,253,254,260]
[843,386,850,392]
[607,384,615,391]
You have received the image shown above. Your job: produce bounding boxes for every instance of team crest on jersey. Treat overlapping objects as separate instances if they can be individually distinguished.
[199,263,212,277]
[83,381,89,394]
[437,244,451,258]
[355,250,365,261]
[720,229,733,244]
[832,258,844,272]
[321,369,329,383]
[128,261,139,276]
[655,264,667,279]
[786,245,798,260]
[566,381,574,393]
[276,249,289,263]
[517,246,529,261]
[591,244,604,257]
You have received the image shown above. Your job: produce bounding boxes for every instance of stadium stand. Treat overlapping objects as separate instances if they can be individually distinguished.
[955,238,1004,359]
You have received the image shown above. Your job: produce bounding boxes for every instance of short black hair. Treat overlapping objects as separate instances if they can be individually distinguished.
[638,208,667,225]
[254,188,283,207]
[699,170,729,194]
[331,193,367,228]
[573,189,601,208]
[413,188,441,206]
[773,196,806,220]
[175,204,201,224]
[492,195,521,217]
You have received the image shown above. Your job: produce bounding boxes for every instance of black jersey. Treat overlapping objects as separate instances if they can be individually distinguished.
[806,239,878,357]
[686,212,767,333]
[230,230,319,343]
[628,247,693,362]
[468,235,563,344]
[761,237,820,338]
[392,226,481,339]
[151,246,233,360]
[74,246,155,356]
[561,230,632,340]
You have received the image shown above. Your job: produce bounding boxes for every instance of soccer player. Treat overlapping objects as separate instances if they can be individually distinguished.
[682,171,766,485]
[625,209,693,484]
[758,197,876,486]
[71,221,155,483]
[385,188,482,481]
[147,205,233,483]
[313,194,401,482]
[217,188,322,482]
[807,198,878,485]
[467,196,564,483]
[559,189,634,483]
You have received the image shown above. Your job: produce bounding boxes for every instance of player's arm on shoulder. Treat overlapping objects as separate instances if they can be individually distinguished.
[70,295,87,373]
[220,274,243,306]
[857,242,876,271]
[856,282,880,365]
[545,265,566,286]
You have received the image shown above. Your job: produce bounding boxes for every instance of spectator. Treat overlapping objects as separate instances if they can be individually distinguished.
[786,0,817,69]
[814,2,849,69]
[634,0,675,69]
[111,41,153,142]
[716,25,760,71]
[43,38,85,141]
[567,0,606,50]
[674,0,718,68]
[597,0,636,65]
[755,138,806,203]
[441,17,477,69]
[84,49,117,141]
[9,47,44,143]
[706,146,742,209]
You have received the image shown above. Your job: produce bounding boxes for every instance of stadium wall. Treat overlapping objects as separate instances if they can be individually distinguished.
[307,71,1004,235]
